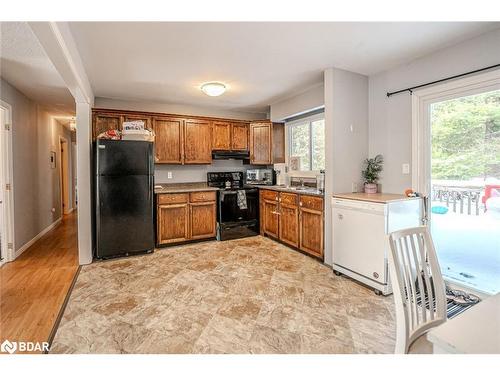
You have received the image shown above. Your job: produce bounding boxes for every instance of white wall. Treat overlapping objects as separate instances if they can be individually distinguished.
[323,68,369,266]
[369,28,500,194]
[0,78,74,253]
[95,97,268,121]
[270,83,324,121]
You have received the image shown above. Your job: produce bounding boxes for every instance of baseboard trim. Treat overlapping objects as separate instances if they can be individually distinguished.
[15,218,62,259]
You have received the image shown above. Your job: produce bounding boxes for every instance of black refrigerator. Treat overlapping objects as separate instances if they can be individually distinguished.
[94,139,154,259]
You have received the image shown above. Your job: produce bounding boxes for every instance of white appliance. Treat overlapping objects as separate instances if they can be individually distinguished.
[331,196,422,295]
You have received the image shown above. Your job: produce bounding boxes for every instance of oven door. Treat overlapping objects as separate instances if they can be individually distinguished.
[218,188,259,224]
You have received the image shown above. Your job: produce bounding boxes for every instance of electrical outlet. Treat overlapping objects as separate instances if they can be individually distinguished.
[402,163,410,175]
[167,171,173,179]
[351,182,358,193]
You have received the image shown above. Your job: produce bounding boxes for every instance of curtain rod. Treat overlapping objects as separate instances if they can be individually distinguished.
[386,63,500,97]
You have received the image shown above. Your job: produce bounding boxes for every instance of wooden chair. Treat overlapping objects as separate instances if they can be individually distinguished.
[388,226,447,354]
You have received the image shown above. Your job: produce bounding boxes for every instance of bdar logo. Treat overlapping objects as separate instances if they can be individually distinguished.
[1,339,17,354]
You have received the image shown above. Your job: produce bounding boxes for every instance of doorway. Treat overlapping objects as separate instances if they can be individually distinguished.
[59,137,71,215]
[412,70,500,295]
[0,102,14,266]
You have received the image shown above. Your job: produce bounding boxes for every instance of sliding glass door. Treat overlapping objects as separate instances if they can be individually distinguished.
[416,83,500,295]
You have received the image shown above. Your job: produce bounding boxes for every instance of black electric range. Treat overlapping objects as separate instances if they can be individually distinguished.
[207,172,259,241]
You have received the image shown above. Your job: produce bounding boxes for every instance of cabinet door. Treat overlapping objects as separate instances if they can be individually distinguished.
[190,202,216,239]
[299,207,324,258]
[153,117,184,164]
[123,114,153,130]
[231,123,249,151]
[157,204,189,244]
[93,112,123,139]
[263,199,279,239]
[272,122,285,163]
[212,121,231,150]
[279,193,299,247]
[184,119,212,164]
[250,122,272,165]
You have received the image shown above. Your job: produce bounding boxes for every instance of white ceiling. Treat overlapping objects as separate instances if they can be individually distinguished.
[1,22,499,116]
[0,22,75,115]
[69,22,499,114]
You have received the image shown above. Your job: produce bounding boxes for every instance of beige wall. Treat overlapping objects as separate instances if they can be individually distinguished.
[0,77,74,253]
[369,28,500,194]
[270,83,324,121]
[94,97,268,121]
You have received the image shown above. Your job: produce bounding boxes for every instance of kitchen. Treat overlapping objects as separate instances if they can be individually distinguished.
[1,19,499,361]
[93,108,326,262]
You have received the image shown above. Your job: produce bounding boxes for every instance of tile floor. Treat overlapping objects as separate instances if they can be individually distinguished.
[50,236,396,354]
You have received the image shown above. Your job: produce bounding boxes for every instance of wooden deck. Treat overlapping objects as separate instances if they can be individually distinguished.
[0,212,79,353]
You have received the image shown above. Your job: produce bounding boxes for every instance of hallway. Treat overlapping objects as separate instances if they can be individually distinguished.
[0,212,79,348]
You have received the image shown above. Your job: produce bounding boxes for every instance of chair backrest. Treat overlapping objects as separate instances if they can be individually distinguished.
[388,226,447,354]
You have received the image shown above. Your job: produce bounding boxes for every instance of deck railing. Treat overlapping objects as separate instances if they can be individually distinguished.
[432,185,483,216]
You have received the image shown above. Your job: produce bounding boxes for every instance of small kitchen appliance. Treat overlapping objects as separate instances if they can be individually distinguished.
[245,168,276,186]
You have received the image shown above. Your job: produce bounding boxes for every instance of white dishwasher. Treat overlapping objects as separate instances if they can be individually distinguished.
[331,195,421,295]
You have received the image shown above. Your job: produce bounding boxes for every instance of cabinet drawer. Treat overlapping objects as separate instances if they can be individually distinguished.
[158,193,188,205]
[260,189,279,201]
[300,195,324,211]
[190,191,216,202]
[280,192,298,206]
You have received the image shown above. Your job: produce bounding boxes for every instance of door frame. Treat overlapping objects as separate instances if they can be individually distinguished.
[411,69,500,197]
[58,136,71,215]
[0,100,15,265]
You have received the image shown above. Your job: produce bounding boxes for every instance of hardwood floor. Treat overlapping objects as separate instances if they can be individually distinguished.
[0,212,79,351]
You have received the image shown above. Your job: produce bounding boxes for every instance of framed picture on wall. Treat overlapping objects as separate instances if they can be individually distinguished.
[50,151,56,169]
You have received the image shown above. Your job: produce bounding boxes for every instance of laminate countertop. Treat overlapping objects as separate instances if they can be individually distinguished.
[332,192,418,203]
[256,185,324,197]
[154,182,219,194]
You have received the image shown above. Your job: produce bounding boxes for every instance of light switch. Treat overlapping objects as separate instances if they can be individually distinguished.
[167,171,173,179]
[402,163,410,175]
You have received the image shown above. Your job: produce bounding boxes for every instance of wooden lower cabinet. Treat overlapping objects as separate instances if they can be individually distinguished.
[260,189,324,258]
[279,193,299,248]
[157,204,189,244]
[156,191,216,245]
[299,207,324,258]
[190,202,216,239]
[262,199,279,239]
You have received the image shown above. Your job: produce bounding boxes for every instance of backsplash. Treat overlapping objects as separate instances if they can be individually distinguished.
[155,160,263,183]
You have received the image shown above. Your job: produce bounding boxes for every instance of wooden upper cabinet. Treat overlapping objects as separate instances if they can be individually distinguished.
[153,117,184,164]
[272,123,285,164]
[93,112,123,139]
[231,123,249,151]
[250,122,272,165]
[123,113,153,130]
[184,119,212,164]
[212,121,231,150]
[249,121,285,165]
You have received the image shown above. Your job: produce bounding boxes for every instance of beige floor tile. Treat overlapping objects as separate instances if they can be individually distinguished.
[51,235,396,354]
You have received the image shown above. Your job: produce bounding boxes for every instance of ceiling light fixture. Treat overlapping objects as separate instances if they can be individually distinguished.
[201,82,227,97]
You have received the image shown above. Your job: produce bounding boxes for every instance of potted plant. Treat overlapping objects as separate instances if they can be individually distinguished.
[362,154,383,194]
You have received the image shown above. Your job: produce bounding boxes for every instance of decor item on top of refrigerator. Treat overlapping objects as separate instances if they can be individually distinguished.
[94,139,155,259]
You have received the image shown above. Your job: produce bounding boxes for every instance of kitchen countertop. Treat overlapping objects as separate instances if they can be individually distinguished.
[255,185,324,197]
[154,182,219,194]
[332,192,418,203]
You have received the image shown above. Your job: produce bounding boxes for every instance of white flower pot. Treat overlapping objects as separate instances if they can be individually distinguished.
[364,183,378,194]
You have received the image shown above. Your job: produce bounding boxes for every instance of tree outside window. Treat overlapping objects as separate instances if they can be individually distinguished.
[288,115,325,171]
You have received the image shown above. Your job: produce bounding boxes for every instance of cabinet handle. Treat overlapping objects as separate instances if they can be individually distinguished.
[271,211,281,215]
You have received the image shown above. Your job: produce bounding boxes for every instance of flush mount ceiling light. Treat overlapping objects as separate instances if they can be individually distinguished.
[201,82,227,97]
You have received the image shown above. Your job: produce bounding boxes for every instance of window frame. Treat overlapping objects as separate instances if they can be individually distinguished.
[285,112,325,176]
